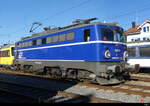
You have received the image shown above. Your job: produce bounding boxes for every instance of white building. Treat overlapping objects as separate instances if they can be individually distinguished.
[125,20,150,42]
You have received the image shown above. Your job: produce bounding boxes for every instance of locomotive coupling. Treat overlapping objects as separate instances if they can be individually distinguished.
[107,65,122,73]
[125,64,140,74]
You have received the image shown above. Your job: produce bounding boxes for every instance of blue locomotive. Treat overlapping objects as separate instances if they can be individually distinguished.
[14,18,139,85]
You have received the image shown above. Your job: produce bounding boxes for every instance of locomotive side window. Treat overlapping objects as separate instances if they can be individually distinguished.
[28,41,32,46]
[42,38,47,44]
[32,40,37,46]
[47,37,52,43]
[37,39,42,45]
[18,32,75,47]
[139,47,150,57]
[52,36,59,43]
[16,43,20,48]
[19,43,21,48]
[66,32,74,41]
[1,50,10,57]
[24,42,28,47]
[24,42,26,47]
[0,51,1,57]
[84,29,90,42]
[128,48,136,57]
[21,43,25,48]
[59,34,66,42]
[101,28,114,41]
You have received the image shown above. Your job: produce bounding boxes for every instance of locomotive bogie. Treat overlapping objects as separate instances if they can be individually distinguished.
[13,59,134,85]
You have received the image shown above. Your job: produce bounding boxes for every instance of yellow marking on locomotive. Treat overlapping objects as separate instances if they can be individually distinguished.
[0,45,15,66]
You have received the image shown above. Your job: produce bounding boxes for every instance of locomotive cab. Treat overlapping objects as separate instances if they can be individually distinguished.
[94,25,139,85]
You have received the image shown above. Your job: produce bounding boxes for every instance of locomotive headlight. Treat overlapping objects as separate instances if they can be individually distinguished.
[104,50,111,59]
[123,51,128,61]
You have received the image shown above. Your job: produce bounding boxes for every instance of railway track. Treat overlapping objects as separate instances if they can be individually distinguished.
[0,79,120,103]
[77,82,150,97]
[131,73,150,82]
[0,68,149,103]
[1,68,150,83]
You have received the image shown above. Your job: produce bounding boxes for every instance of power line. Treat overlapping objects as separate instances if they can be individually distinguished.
[1,0,91,45]
[5,0,150,44]
[39,0,91,22]
[9,0,92,36]
[105,2,150,21]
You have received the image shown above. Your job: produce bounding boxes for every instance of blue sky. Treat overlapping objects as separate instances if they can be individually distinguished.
[0,0,150,44]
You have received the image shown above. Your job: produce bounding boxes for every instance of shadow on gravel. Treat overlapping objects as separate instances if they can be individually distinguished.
[0,73,81,103]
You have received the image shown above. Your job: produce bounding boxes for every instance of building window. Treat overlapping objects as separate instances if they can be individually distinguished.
[143,37,147,41]
[143,27,146,32]
[147,27,149,32]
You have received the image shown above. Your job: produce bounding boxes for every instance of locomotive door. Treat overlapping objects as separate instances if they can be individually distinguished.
[84,29,91,42]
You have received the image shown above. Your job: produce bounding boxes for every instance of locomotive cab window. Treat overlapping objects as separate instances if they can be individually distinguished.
[101,28,125,42]
[101,28,113,41]
[84,29,90,42]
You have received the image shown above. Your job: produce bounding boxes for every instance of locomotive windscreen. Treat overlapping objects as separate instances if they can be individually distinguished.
[101,28,125,42]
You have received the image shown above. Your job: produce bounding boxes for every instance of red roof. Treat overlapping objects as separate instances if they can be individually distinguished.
[124,25,140,35]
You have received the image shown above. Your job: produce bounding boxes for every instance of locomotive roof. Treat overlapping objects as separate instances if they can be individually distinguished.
[21,20,119,41]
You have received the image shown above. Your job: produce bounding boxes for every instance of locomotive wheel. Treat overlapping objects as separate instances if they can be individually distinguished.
[66,69,78,79]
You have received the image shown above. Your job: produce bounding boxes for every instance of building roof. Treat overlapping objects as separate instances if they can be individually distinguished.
[137,20,150,29]
[124,25,140,35]
[125,20,150,36]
